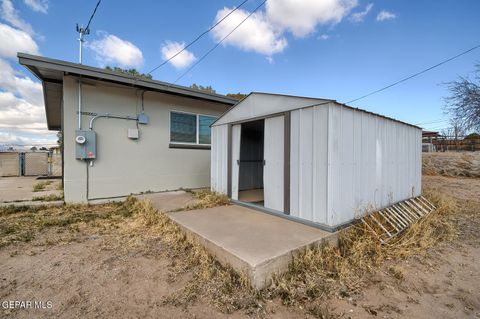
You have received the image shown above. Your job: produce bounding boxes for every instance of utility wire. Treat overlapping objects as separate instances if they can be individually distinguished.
[85,0,102,31]
[147,0,250,75]
[174,0,266,83]
[345,44,480,104]
[414,119,449,125]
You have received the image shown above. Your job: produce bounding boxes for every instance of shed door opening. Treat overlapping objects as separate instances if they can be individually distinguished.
[238,120,264,204]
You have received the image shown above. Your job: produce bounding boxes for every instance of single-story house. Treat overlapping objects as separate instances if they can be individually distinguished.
[18,53,237,202]
[210,93,422,231]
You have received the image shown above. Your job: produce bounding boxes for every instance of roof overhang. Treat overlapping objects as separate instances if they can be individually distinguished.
[18,53,238,131]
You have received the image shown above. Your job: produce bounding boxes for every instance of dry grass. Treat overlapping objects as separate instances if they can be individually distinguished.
[423,152,480,178]
[32,181,52,192]
[0,189,463,318]
[114,199,261,314]
[180,189,230,211]
[264,188,457,310]
[118,189,459,317]
[0,200,135,248]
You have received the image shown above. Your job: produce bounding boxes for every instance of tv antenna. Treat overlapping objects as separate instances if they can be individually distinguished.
[75,0,102,64]
[76,24,90,64]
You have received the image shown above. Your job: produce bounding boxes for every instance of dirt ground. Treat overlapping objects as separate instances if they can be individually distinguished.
[0,176,479,318]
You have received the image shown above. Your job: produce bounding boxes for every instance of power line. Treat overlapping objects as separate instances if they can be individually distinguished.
[147,0,250,75]
[85,0,102,32]
[345,44,480,104]
[174,0,267,83]
[414,118,449,125]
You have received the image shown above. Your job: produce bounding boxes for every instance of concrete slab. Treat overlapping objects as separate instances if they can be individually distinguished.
[136,190,197,212]
[168,204,338,289]
[0,176,62,203]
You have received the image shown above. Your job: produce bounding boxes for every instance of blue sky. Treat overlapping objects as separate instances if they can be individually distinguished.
[1,0,479,148]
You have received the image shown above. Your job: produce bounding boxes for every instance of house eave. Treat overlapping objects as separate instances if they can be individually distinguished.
[18,53,237,131]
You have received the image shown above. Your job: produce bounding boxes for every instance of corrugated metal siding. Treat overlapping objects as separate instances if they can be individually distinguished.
[231,124,241,200]
[289,106,328,224]
[211,125,228,194]
[0,152,20,176]
[264,115,284,211]
[327,104,421,227]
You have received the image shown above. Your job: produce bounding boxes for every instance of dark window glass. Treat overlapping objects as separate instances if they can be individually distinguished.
[170,112,196,143]
[199,115,217,144]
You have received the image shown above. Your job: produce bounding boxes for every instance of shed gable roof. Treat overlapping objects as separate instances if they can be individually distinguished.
[212,92,420,129]
[213,92,332,126]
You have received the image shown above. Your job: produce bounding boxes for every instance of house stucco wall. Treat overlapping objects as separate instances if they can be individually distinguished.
[63,75,229,202]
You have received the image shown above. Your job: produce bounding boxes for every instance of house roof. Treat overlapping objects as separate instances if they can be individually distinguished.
[212,92,421,130]
[18,53,238,130]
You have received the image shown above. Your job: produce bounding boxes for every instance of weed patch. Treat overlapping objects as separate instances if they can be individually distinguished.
[32,181,53,192]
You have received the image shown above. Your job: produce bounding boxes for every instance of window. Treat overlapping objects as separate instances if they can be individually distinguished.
[170,112,197,143]
[199,115,217,144]
[170,111,217,146]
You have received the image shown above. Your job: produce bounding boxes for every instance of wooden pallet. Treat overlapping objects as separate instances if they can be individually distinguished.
[361,196,436,244]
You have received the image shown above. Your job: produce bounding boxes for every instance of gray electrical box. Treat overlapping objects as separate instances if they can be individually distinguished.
[138,113,149,125]
[75,130,96,160]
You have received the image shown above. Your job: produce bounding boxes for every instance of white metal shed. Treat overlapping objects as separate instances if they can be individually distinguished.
[211,93,422,231]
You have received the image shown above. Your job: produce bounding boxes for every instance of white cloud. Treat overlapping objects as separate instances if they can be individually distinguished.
[349,3,373,23]
[318,34,330,40]
[89,33,144,68]
[0,57,54,147]
[160,41,196,69]
[0,130,57,150]
[376,10,396,22]
[23,0,48,14]
[0,58,42,105]
[210,0,358,57]
[0,91,45,129]
[212,7,287,56]
[0,3,52,147]
[1,0,34,34]
[0,23,39,58]
[266,0,358,37]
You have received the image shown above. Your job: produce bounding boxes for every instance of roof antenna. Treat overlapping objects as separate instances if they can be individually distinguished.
[76,24,90,64]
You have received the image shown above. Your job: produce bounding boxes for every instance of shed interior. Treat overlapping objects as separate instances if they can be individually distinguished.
[238,120,265,205]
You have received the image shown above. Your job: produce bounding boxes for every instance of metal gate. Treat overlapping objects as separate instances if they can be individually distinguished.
[0,152,20,176]
[24,152,49,176]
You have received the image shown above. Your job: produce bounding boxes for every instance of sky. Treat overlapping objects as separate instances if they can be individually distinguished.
[0,0,479,149]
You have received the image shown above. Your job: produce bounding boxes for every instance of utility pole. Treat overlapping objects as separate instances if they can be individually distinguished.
[76,24,89,130]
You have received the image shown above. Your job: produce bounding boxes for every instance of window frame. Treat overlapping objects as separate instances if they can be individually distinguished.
[169,110,217,147]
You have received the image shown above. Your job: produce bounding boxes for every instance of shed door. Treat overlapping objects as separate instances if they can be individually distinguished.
[231,124,241,200]
[264,116,284,211]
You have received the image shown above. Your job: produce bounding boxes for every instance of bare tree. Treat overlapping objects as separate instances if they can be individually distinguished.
[444,64,480,132]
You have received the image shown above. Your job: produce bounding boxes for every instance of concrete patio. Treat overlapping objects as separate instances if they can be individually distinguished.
[168,204,338,289]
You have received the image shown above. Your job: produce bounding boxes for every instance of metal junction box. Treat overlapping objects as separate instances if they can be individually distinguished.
[127,128,139,139]
[75,130,96,160]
